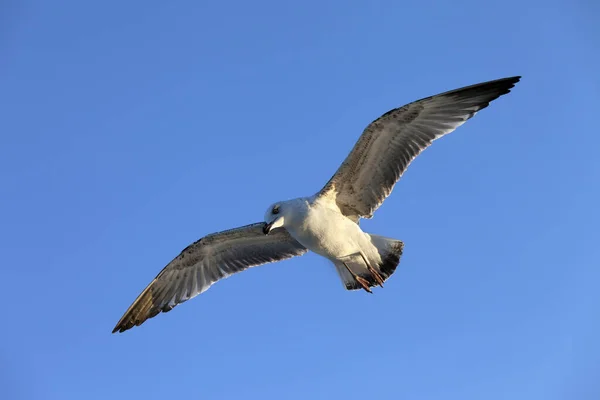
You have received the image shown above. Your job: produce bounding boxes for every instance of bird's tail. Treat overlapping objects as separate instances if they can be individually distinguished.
[334,235,404,291]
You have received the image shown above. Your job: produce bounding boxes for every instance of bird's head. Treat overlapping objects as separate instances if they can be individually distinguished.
[263,201,287,235]
[265,196,306,236]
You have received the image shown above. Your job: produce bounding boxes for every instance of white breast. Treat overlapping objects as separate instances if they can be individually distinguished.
[285,199,369,260]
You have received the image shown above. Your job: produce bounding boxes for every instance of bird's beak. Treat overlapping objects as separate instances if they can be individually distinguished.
[263,216,284,235]
[263,221,273,235]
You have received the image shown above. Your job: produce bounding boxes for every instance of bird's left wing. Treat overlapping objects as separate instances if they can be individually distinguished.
[317,76,520,220]
[112,223,307,333]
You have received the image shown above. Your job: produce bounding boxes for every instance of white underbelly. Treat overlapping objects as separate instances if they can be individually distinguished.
[286,205,368,260]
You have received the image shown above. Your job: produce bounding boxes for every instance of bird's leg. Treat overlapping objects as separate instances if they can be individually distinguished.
[353,271,373,294]
[340,259,372,293]
[359,251,384,288]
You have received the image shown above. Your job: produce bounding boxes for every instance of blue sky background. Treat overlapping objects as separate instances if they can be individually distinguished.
[2,1,599,399]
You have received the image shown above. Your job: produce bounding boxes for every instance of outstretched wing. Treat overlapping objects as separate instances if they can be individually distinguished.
[318,76,520,220]
[112,223,307,333]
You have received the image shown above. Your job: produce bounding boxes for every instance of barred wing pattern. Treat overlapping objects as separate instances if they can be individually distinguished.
[318,76,520,220]
[112,223,307,333]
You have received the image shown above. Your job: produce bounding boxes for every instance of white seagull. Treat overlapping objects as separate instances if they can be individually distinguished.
[112,76,520,333]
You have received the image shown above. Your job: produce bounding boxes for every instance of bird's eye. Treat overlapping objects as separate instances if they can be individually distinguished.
[272,205,280,214]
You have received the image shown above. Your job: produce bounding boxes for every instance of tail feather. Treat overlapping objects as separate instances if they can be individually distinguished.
[334,235,404,291]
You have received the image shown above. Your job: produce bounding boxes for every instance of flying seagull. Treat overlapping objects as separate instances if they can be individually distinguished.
[112,76,521,333]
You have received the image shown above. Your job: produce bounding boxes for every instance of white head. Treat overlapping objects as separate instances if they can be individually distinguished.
[263,199,301,235]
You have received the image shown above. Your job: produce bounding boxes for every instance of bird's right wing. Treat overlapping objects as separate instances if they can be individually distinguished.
[112,223,307,333]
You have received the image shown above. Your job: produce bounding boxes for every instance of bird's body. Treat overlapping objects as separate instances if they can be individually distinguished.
[271,196,393,291]
[279,196,371,260]
[112,76,521,333]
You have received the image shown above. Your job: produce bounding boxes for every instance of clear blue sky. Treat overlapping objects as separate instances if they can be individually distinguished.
[2,1,599,399]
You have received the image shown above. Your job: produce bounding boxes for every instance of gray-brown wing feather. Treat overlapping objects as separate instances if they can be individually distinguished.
[112,223,307,333]
[318,76,521,220]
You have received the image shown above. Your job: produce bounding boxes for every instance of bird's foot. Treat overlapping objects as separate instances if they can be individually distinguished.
[358,252,384,288]
[355,276,373,293]
[341,260,373,293]
[340,253,384,293]
[366,264,385,288]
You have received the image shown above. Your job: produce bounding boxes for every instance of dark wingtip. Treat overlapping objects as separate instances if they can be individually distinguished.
[112,325,126,334]
[111,322,128,334]
[112,319,140,334]
[472,75,521,94]
[111,311,135,334]
[505,75,521,82]
[436,75,522,113]
[496,75,521,90]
